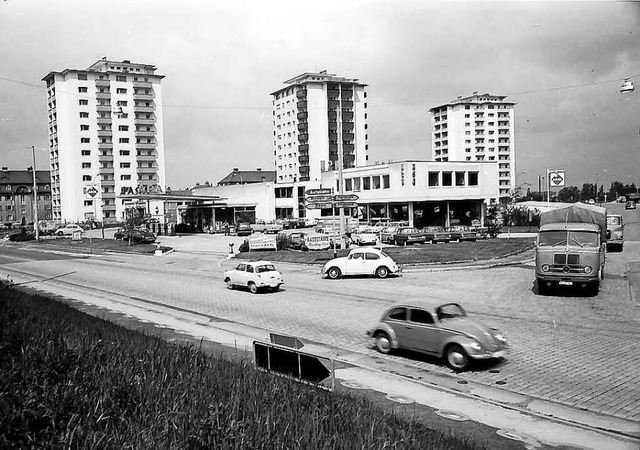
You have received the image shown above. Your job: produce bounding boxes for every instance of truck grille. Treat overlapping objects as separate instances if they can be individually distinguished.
[552,253,581,273]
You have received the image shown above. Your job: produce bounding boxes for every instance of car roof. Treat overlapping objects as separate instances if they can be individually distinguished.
[385,299,460,312]
[349,247,385,254]
[242,260,275,266]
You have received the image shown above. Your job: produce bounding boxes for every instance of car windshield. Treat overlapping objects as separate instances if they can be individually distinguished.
[256,264,276,273]
[436,304,466,320]
[607,217,621,226]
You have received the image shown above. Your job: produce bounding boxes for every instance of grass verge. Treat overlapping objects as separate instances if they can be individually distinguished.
[237,238,535,266]
[23,238,171,255]
[0,284,485,450]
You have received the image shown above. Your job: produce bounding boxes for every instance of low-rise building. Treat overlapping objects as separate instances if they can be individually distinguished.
[0,167,52,227]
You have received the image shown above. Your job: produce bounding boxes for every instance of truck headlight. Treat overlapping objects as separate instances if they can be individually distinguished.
[584,266,593,274]
[541,264,550,272]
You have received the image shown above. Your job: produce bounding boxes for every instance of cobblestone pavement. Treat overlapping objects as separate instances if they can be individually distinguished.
[3,232,640,428]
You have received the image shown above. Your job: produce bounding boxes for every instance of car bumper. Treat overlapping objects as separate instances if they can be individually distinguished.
[470,348,509,360]
[257,280,283,288]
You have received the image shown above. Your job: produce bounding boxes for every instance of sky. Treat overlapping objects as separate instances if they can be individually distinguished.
[1,0,639,192]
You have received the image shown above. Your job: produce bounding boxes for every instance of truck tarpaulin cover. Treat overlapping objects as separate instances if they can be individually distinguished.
[539,203,607,242]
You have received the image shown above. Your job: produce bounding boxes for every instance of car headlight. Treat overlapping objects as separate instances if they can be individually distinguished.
[494,333,507,343]
[469,341,483,352]
[584,266,593,274]
[541,264,550,272]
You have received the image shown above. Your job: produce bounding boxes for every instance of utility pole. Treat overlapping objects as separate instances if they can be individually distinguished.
[337,86,346,249]
[30,146,39,240]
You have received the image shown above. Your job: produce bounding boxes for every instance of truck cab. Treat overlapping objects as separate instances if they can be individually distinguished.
[535,222,605,295]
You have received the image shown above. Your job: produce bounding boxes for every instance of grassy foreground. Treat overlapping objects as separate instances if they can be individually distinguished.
[0,284,484,450]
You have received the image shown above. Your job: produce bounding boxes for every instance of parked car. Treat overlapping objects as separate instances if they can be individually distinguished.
[114,227,156,243]
[55,223,84,237]
[606,214,624,252]
[223,261,283,293]
[471,226,489,239]
[236,222,253,236]
[421,226,452,244]
[251,220,283,234]
[392,227,427,245]
[322,247,400,279]
[315,227,351,248]
[366,301,508,372]
[625,201,636,210]
[288,231,308,250]
[445,225,477,242]
[350,227,378,246]
[380,226,401,244]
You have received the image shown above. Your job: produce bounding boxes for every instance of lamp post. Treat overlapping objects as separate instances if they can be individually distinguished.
[30,146,39,240]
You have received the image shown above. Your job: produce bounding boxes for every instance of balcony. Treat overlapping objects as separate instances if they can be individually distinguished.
[298,133,309,142]
[297,112,308,121]
[296,100,307,109]
[296,89,306,99]
[343,143,355,152]
[100,178,115,186]
[329,132,338,141]
[97,128,112,137]
[298,144,309,152]
[298,155,309,165]
[342,132,354,141]
[133,80,152,88]
[342,111,354,121]
[136,152,157,161]
[96,91,111,99]
[328,111,337,120]
[343,154,355,166]
[134,103,155,112]
[135,130,156,138]
[95,79,110,87]
[101,191,116,198]
[137,166,157,174]
[96,104,112,112]
[328,99,339,109]
[328,89,339,97]
[102,204,117,211]
[136,142,157,149]
[342,121,354,131]
[134,116,155,125]
[297,123,308,132]
[99,166,114,174]
[98,142,113,149]
[97,116,112,124]
[133,90,154,99]
[341,100,353,108]
[98,153,114,162]
[340,88,353,98]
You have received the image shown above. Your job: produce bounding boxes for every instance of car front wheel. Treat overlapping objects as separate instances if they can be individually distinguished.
[375,332,392,354]
[225,278,234,290]
[376,266,389,278]
[248,282,258,294]
[445,344,470,372]
[327,267,341,279]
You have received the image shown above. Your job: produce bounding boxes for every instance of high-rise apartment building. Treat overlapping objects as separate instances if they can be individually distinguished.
[429,93,516,199]
[270,71,368,183]
[42,58,166,224]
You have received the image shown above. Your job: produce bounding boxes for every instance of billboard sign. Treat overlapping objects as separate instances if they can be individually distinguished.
[304,233,331,250]
[249,235,277,251]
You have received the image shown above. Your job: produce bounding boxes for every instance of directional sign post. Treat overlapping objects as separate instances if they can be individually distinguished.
[306,188,333,196]
[333,194,359,202]
[305,195,334,203]
[333,201,358,209]
[305,202,334,210]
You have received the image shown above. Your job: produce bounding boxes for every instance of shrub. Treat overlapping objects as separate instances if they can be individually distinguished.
[276,232,291,251]
[485,204,503,238]
[238,239,250,252]
[8,232,36,242]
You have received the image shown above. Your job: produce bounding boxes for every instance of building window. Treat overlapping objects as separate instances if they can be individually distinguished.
[116,75,126,82]
[84,200,93,206]
[120,163,131,168]
[77,74,87,80]
[353,177,361,191]
[79,112,89,118]
[80,125,89,131]
[120,175,131,180]
[428,172,439,187]
[80,137,90,143]
[79,99,88,106]
[363,177,371,190]
[81,150,91,156]
[82,175,92,181]
[78,87,88,93]
[442,172,452,186]
[117,88,127,94]
[383,174,390,189]
[455,172,465,186]
[119,138,129,143]
[345,178,352,191]
[82,162,91,168]
[119,150,130,156]
[372,175,381,189]
[468,172,479,186]
[119,125,129,131]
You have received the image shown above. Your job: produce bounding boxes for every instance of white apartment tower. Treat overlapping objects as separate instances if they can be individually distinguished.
[430,93,516,199]
[42,58,166,224]
[270,71,368,183]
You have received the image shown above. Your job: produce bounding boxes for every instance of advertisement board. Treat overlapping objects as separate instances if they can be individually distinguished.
[304,233,331,251]
[249,235,277,251]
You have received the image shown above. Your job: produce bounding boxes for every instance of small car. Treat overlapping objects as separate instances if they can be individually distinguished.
[114,227,157,243]
[236,222,253,236]
[223,261,283,293]
[421,226,452,244]
[606,214,624,252]
[55,223,84,236]
[445,226,477,242]
[288,231,308,250]
[322,247,400,279]
[625,201,636,210]
[392,227,426,245]
[366,301,508,372]
[380,226,401,244]
[350,227,378,246]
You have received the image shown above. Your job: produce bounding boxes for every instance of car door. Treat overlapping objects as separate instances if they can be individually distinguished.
[363,251,381,274]
[344,251,367,275]
[233,263,247,285]
[245,264,256,285]
[405,308,441,354]
[385,307,412,349]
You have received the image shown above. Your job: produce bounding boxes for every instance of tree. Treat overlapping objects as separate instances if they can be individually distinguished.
[485,203,503,238]
[557,186,580,203]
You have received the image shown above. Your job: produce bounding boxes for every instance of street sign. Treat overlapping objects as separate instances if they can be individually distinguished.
[333,201,358,208]
[549,170,565,187]
[305,202,333,209]
[333,194,359,202]
[306,188,333,196]
[305,195,334,203]
[86,186,98,197]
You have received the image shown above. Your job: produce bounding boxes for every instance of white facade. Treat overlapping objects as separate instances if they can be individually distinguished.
[271,71,368,184]
[430,93,516,199]
[42,59,166,224]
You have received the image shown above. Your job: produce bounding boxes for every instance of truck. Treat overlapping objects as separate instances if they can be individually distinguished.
[535,203,607,295]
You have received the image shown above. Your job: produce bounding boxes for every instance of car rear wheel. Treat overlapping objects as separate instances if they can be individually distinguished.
[57,231,64,236]
[225,278,234,290]
[446,344,470,372]
[327,267,341,279]
[375,332,392,354]
[248,282,258,294]
[376,266,389,278]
